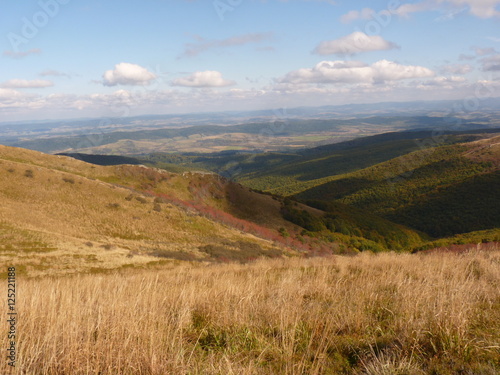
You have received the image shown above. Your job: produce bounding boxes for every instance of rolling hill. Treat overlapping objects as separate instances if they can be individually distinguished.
[0,145,300,276]
[296,134,500,237]
[1,144,433,277]
[57,128,500,244]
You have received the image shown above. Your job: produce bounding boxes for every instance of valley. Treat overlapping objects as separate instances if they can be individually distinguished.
[1,110,499,375]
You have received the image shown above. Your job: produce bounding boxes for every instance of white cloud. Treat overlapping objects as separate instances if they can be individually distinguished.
[439,63,472,74]
[313,32,399,56]
[171,71,235,88]
[340,8,374,23]
[103,63,157,86]
[180,33,273,58]
[278,60,434,85]
[1,79,53,89]
[0,88,24,99]
[3,48,42,59]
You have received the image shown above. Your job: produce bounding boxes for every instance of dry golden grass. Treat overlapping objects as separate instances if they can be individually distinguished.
[1,248,498,374]
[0,146,290,276]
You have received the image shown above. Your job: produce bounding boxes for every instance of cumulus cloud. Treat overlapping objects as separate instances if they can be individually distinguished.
[278,60,434,85]
[340,8,374,23]
[103,63,157,86]
[3,48,41,59]
[313,32,399,56]
[439,63,472,74]
[1,79,53,89]
[171,71,235,87]
[180,32,273,58]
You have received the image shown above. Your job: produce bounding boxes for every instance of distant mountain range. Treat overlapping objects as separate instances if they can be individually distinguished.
[2,98,499,151]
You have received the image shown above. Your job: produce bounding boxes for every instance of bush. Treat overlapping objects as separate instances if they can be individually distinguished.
[135,196,148,204]
[62,177,75,184]
[24,169,34,178]
[278,227,290,238]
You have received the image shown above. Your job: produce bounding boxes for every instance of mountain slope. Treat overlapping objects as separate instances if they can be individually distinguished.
[0,146,295,276]
[132,129,498,196]
[296,135,500,237]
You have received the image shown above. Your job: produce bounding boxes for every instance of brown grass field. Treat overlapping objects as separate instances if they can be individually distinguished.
[1,247,499,374]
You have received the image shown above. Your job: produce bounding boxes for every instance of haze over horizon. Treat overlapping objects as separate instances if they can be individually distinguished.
[1,0,500,122]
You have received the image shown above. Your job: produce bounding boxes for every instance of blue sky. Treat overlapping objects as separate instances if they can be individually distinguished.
[0,0,499,121]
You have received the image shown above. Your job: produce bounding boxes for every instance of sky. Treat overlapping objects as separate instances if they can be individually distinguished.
[0,0,499,122]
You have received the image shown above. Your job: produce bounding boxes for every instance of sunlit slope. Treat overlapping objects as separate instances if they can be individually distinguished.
[0,146,289,276]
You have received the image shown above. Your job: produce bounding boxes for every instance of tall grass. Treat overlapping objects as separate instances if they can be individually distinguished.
[1,248,499,374]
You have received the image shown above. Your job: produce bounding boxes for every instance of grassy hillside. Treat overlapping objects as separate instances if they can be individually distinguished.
[1,248,498,374]
[297,135,500,238]
[65,159,430,253]
[4,144,426,278]
[57,130,500,248]
[0,146,300,276]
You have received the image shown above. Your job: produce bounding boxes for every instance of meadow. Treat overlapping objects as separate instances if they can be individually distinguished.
[1,246,499,374]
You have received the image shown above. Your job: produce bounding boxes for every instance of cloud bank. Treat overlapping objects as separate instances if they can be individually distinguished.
[1,79,53,89]
[278,60,434,85]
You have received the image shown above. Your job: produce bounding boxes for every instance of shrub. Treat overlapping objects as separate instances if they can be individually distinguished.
[24,169,34,178]
[135,196,148,204]
[278,227,290,238]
